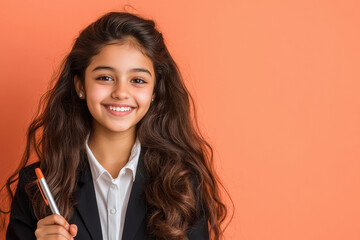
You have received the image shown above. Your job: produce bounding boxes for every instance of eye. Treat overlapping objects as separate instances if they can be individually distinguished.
[131,78,146,84]
[96,76,114,81]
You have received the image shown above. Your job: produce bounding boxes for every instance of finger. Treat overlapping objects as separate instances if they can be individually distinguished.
[35,225,73,239]
[69,224,78,236]
[37,214,70,230]
[40,235,71,240]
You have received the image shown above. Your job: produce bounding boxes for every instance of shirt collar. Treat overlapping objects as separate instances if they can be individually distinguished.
[85,136,141,182]
[125,138,141,181]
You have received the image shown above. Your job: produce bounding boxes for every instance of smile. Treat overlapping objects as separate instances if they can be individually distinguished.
[108,106,132,112]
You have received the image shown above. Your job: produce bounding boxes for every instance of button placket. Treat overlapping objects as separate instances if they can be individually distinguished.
[107,182,119,239]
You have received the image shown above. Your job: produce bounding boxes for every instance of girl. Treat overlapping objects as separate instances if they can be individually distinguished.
[1,12,228,240]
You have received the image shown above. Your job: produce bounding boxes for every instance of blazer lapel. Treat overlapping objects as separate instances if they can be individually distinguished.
[122,148,147,240]
[74,159,103,240]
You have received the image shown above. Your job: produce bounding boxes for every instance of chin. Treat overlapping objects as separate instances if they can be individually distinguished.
[108,125,136,134]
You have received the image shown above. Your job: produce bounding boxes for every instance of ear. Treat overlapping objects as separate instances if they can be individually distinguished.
[74,75,85,98]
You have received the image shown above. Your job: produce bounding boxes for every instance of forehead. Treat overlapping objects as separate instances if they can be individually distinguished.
[86,41,154,74]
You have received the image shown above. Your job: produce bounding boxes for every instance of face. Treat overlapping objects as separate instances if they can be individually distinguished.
[75,42,155,137]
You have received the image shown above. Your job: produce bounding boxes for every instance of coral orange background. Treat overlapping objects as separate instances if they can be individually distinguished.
[1,0,360,239]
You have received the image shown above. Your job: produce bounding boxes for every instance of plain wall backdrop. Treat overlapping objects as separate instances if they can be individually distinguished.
[0,0,359,239]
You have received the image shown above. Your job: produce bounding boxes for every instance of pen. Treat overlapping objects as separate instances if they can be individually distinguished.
[35,168,61,215]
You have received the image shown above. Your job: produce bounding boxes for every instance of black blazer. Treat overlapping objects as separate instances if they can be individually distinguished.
[6,149,209,239]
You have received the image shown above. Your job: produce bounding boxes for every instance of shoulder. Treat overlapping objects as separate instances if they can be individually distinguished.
[6,163,40,239]
[18,162,40,184]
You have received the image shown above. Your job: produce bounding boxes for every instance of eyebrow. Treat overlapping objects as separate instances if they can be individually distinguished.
[91,65,152,76]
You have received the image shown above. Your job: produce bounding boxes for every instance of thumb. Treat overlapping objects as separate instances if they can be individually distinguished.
[69,224,78,236]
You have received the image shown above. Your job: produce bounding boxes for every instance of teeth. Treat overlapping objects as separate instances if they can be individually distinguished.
[108,106,132,112]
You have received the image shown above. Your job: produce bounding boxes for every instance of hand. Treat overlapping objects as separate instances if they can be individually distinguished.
[35,214,78,240]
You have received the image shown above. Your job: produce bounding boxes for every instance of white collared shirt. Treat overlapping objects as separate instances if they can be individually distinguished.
[86,138,141,240]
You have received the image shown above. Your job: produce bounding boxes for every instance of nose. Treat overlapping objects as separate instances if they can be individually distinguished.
[111,80,129,100]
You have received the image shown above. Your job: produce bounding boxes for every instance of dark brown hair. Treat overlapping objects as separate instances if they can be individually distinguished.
[1,12,229,239]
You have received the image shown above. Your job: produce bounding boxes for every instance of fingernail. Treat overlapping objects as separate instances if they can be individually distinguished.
[66,225,70,231]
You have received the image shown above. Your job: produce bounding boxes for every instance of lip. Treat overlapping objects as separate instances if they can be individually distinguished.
[103,103,135,117]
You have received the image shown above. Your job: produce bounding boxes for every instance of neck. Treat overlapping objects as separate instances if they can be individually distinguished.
[88,126,136,178]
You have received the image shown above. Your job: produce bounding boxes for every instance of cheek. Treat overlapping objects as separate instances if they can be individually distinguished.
[85,85,108,109]
[136,90,153,107]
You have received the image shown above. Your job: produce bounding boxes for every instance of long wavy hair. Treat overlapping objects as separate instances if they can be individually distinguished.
[1,12,229,239]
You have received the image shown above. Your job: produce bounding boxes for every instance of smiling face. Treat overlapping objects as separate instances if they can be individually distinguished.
[75,41,155,138]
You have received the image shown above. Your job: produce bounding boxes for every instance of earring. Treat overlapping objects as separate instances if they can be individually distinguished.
[79,93,83,98]
[151,98,154,102]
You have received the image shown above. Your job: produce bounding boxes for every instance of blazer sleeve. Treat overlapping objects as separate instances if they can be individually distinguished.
[187,214,209,240]
[187,179,210,240]
[6,167,38,240]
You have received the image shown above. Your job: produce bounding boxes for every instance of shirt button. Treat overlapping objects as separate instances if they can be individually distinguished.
[111,185,117,189]
[110,208,116,214]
